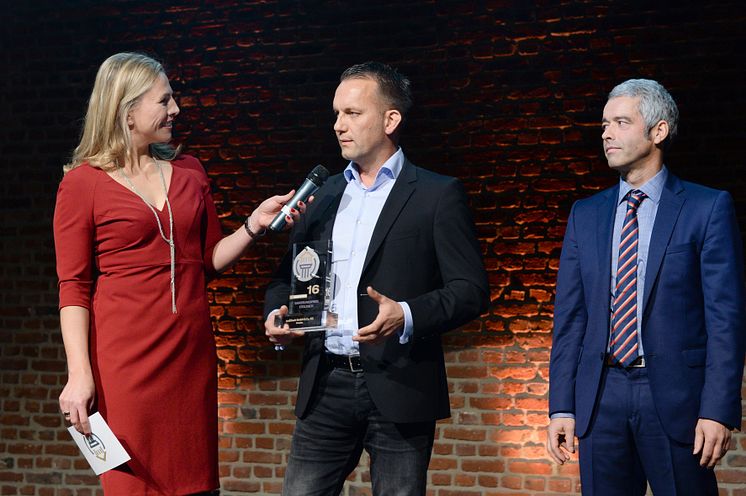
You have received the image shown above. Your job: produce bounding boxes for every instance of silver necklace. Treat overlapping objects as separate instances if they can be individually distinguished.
[118,160,177,314]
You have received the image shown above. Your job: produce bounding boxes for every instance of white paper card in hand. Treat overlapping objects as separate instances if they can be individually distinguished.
[67,412,131,475]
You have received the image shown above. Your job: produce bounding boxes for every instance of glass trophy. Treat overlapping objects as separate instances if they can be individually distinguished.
[281,240,337,332]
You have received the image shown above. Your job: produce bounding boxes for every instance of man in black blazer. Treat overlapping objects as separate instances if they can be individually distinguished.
[264,62,489,495]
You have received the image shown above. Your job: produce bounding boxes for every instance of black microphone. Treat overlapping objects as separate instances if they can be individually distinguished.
[269,165,329,232]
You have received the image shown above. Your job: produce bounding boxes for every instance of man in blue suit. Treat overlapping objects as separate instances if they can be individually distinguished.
[546,79,745,494]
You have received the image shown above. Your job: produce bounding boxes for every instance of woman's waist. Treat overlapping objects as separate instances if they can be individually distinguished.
[97,258,205,276]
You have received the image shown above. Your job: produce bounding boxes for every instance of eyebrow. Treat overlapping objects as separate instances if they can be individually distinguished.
[601,115,632,123]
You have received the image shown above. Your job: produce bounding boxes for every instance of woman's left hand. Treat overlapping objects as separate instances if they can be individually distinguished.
[249,190,311,232]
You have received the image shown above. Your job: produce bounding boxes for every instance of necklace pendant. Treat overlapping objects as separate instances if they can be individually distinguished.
[118,161,178,313]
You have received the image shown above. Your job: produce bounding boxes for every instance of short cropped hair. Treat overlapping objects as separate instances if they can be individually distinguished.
[341,61,413,121]
[608,79,679,145]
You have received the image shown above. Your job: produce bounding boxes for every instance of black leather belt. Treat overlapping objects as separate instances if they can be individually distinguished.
[325,353,363,373]
[606,355,646,368]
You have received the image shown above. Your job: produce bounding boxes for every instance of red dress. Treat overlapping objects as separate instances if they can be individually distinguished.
[54,155,223,495]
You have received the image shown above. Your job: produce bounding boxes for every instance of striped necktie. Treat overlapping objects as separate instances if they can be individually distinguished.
[610,189,647,367]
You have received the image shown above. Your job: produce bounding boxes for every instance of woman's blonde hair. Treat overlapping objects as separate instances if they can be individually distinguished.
[64,52,180,173]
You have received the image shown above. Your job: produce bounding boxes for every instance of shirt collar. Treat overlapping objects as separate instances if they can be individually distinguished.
[343,147,404,190]
[617,165,668,205]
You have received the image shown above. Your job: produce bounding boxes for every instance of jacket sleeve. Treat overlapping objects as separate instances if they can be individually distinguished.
[697,190,746,428]
[548,202,588,416]
[405,178,489,339]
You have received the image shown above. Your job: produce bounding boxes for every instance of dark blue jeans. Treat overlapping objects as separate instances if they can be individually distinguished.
[282,366,435,496]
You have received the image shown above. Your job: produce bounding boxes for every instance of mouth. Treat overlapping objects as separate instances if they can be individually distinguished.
[605,146,620,154]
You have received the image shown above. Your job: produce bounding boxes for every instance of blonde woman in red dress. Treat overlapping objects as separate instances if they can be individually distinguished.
[54,52,303,495]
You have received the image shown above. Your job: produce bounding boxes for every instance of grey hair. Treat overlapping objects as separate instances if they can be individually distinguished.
[608,79,679,144]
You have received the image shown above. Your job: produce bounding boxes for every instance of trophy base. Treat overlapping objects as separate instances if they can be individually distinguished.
[276,311,338,332]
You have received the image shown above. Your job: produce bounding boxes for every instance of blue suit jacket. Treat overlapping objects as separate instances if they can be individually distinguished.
[549,172,746,443]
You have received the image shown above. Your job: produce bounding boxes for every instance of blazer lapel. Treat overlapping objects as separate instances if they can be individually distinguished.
[597,185,619,277]
[304,174,346,347]
[361,160,417,275]
[642,174,685,311]
[310,174,347,241]
[592,185,618,331]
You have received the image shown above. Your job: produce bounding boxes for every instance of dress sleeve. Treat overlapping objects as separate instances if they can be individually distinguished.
[175,155,223,278]
[53,168,96,310]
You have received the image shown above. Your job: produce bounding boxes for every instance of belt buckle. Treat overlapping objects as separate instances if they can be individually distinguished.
[629,356,646,368]
[348,355,363,373]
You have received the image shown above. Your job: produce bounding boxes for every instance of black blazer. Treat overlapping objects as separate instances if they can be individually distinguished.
[265,159,489,423]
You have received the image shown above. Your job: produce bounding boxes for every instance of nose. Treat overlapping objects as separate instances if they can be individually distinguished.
[333,114,345,133]
[169,98,180,118]
[601,125,612,140]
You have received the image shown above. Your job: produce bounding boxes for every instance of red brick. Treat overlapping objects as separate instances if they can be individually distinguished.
[509,460,553,475]
[222,422,264,435]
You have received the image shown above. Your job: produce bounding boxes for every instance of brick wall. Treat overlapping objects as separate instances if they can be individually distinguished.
[2,1,746,494]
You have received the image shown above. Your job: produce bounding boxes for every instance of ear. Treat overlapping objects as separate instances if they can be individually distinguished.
[383,109,402,137]
[650,120,669,145]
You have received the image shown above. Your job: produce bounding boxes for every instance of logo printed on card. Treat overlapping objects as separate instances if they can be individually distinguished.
[84,433,107,462]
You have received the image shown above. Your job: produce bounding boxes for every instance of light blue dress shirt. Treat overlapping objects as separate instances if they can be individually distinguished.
[325,148,414,356]
[609,166,667,356]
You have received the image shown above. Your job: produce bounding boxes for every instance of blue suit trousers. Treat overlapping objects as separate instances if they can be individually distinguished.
[579,366,717,495]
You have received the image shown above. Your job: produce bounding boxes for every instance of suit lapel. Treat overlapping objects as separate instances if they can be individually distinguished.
[597,185,619,277]
[310,174,347,240]
[642,174,685,311]
[361,160,417,275]
[301,174,347,347]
